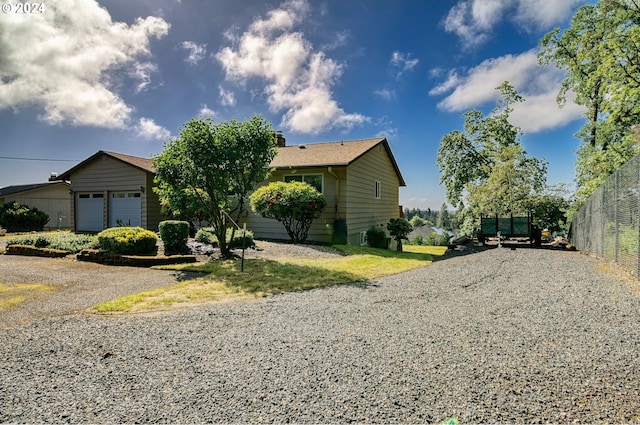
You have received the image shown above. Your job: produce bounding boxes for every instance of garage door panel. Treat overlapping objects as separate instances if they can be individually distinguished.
[76,193,104,232]
[109,192,141,227]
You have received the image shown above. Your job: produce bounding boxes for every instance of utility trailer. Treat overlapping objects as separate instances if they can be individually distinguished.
[477,212,541,246]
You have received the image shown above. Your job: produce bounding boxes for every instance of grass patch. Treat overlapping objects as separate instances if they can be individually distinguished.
[93,244,449,313]
[0,283,58,311]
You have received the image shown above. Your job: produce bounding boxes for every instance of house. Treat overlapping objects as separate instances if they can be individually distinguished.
[244,137,406,245]
[54,151,162,232]
[54,136,406,245]
[0,181,72,229]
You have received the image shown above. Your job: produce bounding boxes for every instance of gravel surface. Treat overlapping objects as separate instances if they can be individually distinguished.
[2,247,640,423]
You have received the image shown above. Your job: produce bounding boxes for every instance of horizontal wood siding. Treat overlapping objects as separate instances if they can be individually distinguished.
[345,145,400,245]
[244,168,341,243]
[1,185,72,229]
[144,174,163,231]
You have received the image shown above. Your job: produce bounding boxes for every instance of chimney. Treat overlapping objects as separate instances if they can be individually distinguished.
[275,131,286,147]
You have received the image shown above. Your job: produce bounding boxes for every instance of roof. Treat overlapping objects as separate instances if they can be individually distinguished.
[55,150,155,181]
[271,138,406,186]
[0,181,70,198]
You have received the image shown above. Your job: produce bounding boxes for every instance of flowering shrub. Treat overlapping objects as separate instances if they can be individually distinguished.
[97,227,157,255]
[250,181,326,243]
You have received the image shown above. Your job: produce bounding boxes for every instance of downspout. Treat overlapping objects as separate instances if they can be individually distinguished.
[327,167,340,220]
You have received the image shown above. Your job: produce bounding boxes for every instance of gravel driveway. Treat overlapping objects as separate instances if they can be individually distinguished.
[1,247,640,423]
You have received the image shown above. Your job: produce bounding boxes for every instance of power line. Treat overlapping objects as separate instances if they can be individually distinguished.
[0,156,80,162]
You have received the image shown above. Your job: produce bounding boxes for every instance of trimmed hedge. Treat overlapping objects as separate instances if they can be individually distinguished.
[97,227,158,255]
[159,220,189,255]
[366,226,388,249]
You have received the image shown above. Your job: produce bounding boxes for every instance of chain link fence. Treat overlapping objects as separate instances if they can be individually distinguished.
[570,153,640,276]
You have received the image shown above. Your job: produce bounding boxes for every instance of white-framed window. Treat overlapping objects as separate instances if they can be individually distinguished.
[360,231,368,246]
[375,180,381,199]
[284,174,323,193]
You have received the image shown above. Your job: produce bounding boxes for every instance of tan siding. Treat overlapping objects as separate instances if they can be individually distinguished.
[69,155,156,231]
[144,174,163,231]
[345,145,400,245]
[2,184,72,229]
[244,168,342,243]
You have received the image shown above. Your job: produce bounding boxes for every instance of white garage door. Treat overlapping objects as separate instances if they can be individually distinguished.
[76,193,104,232]
[109,192,141,227]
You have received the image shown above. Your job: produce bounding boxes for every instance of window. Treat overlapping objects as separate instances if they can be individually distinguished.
[375,181,381,199]
[284,174,323,193]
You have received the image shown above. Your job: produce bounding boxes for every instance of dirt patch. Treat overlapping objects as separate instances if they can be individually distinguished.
[0,255,203,329]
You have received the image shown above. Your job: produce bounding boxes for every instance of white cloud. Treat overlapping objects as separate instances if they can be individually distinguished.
[390,51,419,79]
[130,62,160,93]
[136,118,171,140]
[199,104,216,118]
[218,85,236,107]
[0,0,169,129]
[216,0,367,134]
[181,41,207,65]
[444,0,585,48]
[374,89,396,101]
[431,49,586,133]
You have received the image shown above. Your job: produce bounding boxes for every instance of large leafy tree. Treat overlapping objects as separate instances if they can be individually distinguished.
[538,0,640,207]
[153,116,277,258]
[436,82,548,235]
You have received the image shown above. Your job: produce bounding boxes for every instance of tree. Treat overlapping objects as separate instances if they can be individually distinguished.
[250,181,327,243]
[539,0,640,207]
[436,203,450,230]
[387,217,412,251]
[436,82,548,225]
[153,116,277,258]
[521,194,569,233]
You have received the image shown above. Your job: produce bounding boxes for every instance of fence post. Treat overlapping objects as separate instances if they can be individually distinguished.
[615,170,619,263]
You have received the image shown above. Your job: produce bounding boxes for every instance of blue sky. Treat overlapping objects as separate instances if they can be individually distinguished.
[0,0,589,210]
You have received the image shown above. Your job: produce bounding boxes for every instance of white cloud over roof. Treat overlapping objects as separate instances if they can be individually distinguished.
[215,0,367,134]
[0,0,169,129]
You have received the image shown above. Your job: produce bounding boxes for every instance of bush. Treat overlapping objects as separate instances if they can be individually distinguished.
[159,220,190,255]
[412,235,424,245]
[366,226,388,249]
[0,202,49,232]
[426,232,450,246]
[228,228,254,249]
[6,232,98,253]
[250,181,326,243]
[97,227,158,255]
[195,227,218,246]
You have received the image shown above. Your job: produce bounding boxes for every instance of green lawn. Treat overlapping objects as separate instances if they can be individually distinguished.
[93,244,448,313]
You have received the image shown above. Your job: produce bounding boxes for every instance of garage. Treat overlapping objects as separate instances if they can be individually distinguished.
[109,192,141,227]
[76,193,104,232]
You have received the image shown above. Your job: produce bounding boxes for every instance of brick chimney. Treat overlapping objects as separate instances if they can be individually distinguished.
[275,131,286,147]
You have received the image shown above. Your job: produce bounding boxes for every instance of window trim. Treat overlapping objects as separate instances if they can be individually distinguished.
[375,180,381,199]
[284,173,324,193]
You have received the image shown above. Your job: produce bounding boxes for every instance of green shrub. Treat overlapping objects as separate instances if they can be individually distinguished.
[426,232,450,246]
[195,227,218,246]
[0,202,49,232]
[412,235,424,245]
[228,228,254,249]
[97,227,158,255]
[159,220,190,255]
[6,232,98,253]
[366,226,388,249]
